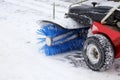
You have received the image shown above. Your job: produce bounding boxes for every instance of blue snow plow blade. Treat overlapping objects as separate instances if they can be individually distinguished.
[37,21,90,56]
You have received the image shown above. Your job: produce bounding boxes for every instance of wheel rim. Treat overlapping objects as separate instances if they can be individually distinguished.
[86,44,100,64]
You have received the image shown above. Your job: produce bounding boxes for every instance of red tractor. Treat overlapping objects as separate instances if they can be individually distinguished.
[83,21,120,71]
[67,1,120,71]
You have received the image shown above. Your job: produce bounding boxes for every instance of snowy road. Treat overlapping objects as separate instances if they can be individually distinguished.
[0,0,120,80]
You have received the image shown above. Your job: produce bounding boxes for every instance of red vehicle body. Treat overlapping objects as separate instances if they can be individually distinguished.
[66,1,120,71]
[91,21,120,58]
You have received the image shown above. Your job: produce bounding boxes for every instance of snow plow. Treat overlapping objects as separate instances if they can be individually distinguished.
[37,0,120,71]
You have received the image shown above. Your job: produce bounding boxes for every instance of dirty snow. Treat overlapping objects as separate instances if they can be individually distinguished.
[0,0,120,80]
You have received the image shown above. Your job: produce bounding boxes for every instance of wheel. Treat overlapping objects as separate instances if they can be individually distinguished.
[83,34,114,71]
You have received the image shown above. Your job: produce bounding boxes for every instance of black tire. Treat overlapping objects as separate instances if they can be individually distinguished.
[83,34,114,71]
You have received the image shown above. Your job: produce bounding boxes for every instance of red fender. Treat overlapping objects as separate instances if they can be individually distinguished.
[91,21,120,58]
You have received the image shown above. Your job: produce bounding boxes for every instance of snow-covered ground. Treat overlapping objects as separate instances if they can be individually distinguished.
[0,0,120,80]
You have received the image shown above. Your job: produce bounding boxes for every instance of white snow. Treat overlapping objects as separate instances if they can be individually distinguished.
[0,0,120,80]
